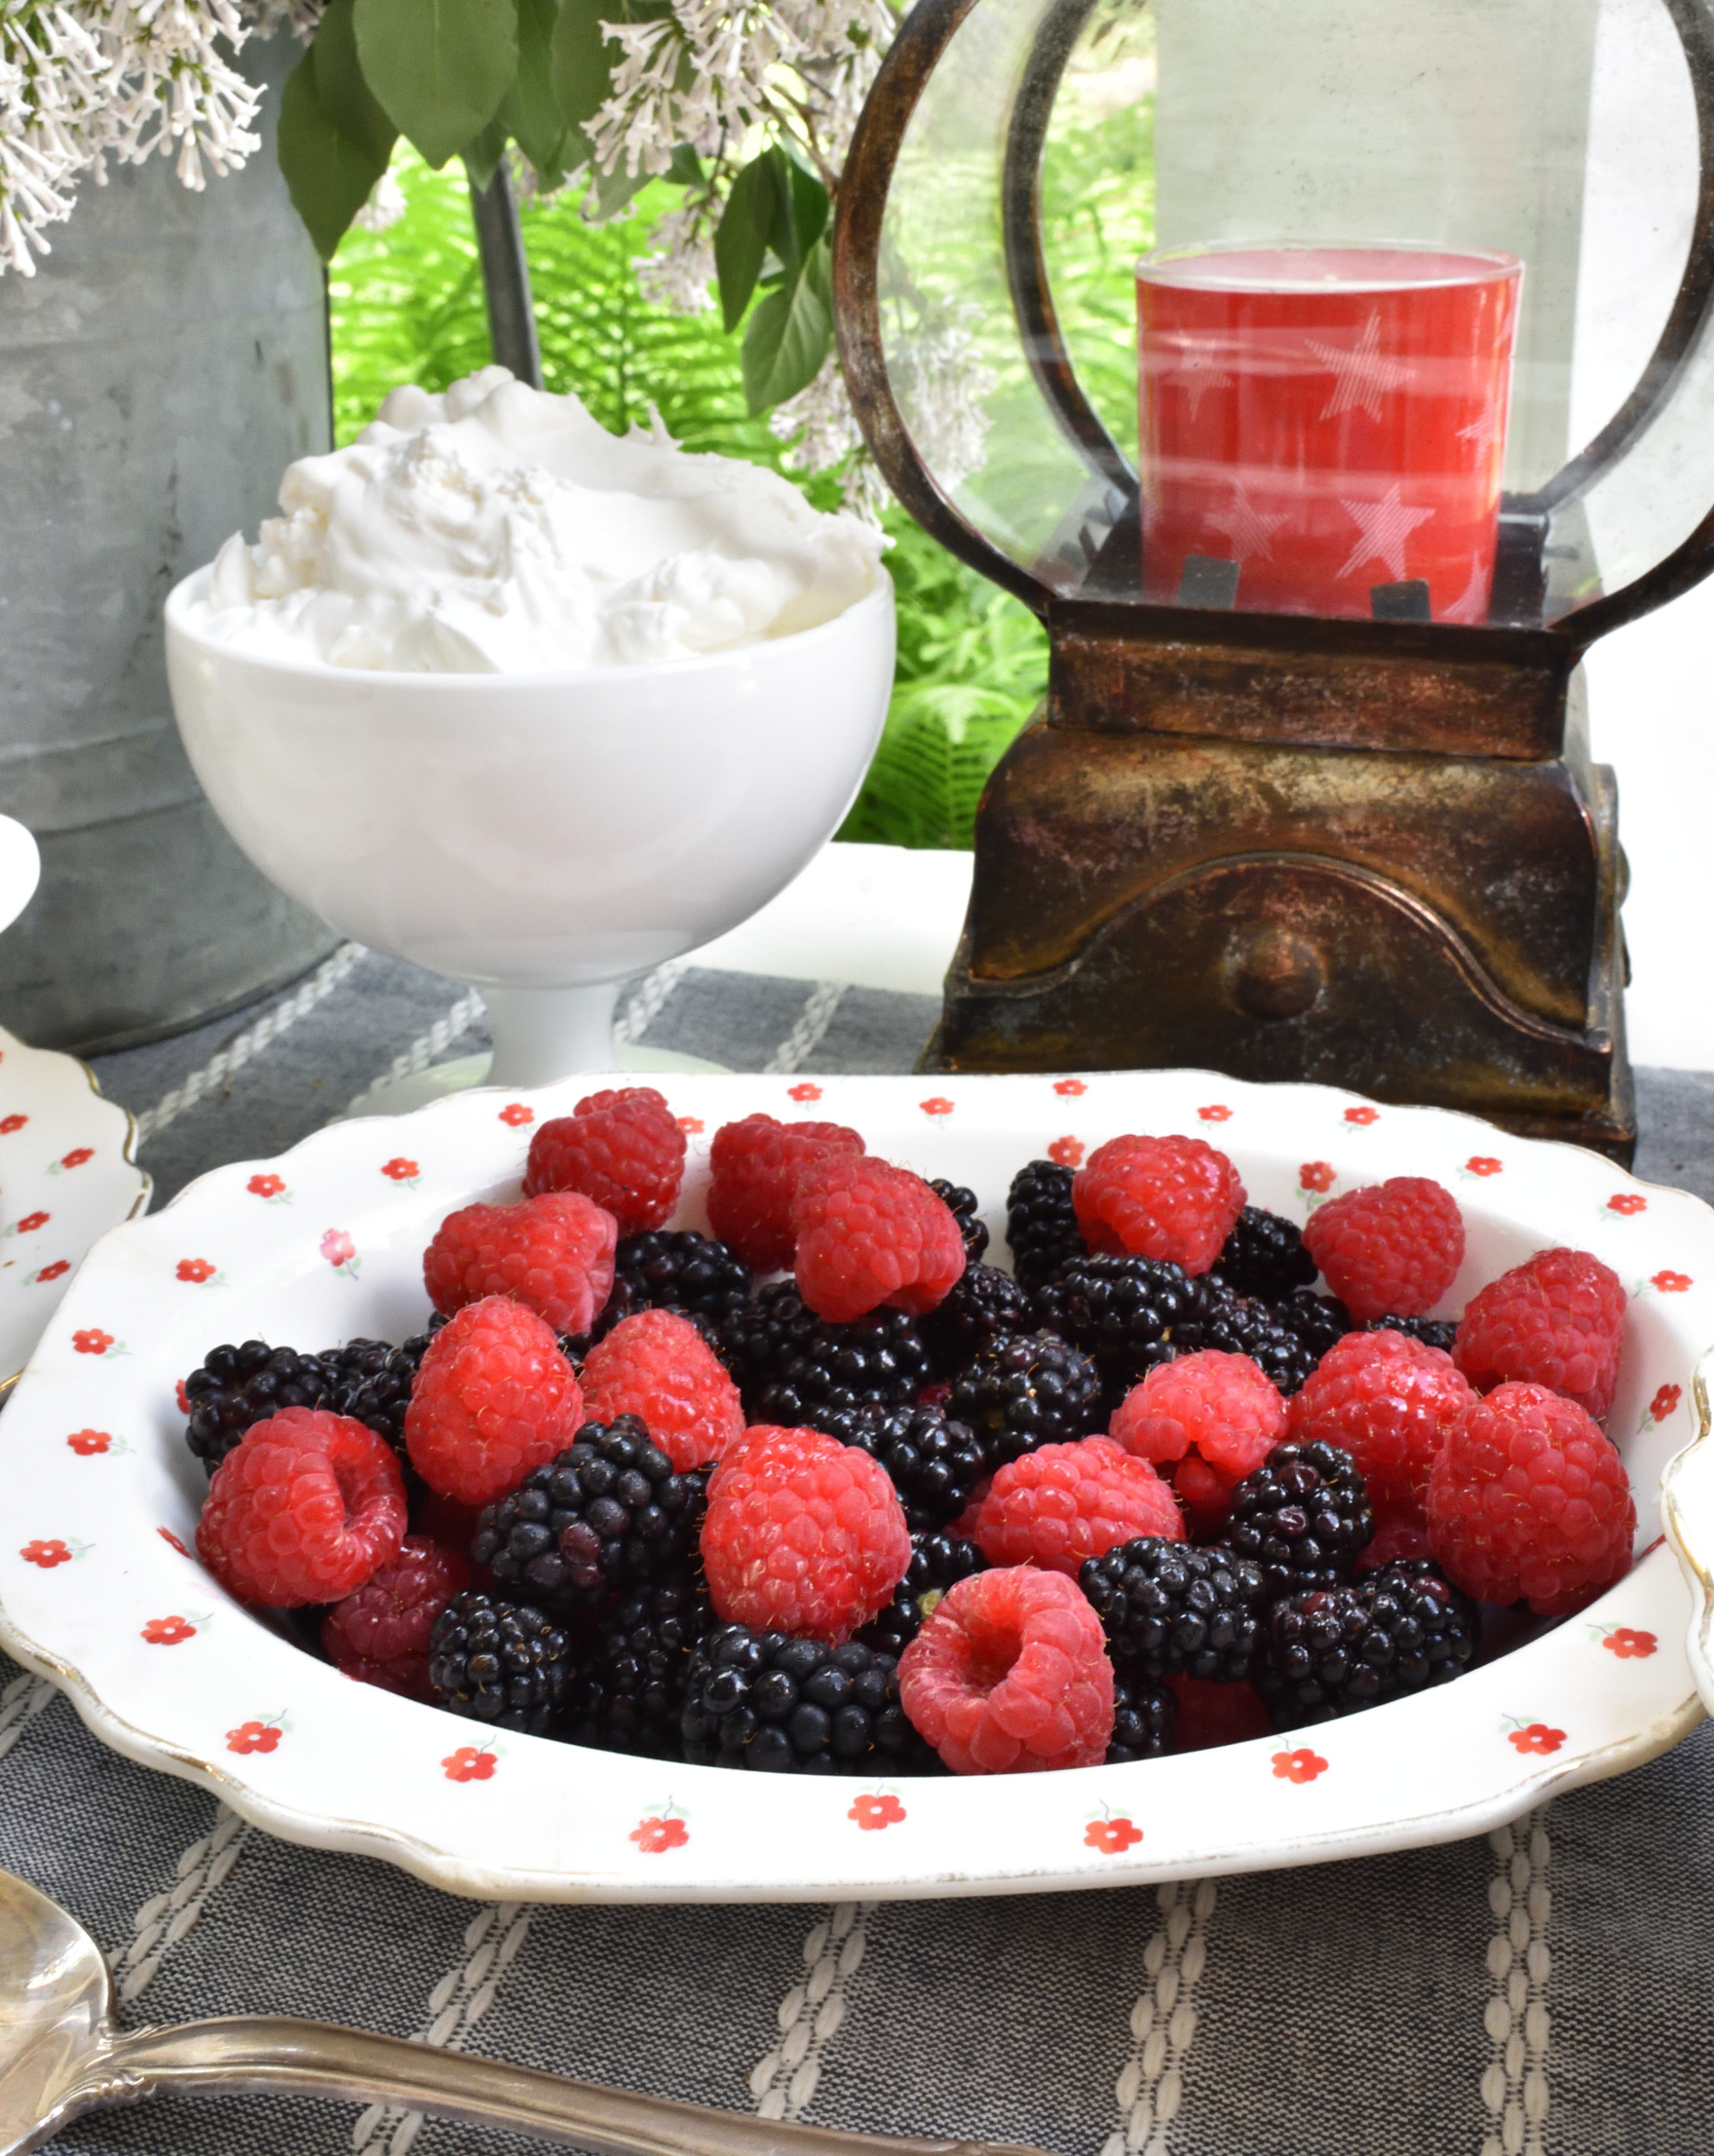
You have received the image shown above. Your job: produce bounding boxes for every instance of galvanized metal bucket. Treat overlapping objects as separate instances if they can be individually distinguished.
[0,26,338,1054]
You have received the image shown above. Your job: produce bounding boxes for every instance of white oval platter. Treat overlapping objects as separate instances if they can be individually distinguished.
[0,1068,1705,1906]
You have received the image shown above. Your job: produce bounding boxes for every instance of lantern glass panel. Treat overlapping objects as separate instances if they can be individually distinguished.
[874,0,1710,630]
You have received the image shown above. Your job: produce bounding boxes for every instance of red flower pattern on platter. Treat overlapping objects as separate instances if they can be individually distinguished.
[1650,1384,1682,1423]
[1300,1161,1336,1194]
[59,1148,92,1169]
[1344,1106,1380,1125]
[1272,1748,1328,1784]
[1507,1722,1565,1755]
[157,1527,189,1557]
[1085,1816,1143,1855]
[630,1814,689,1853]
[71,1329,112,1355]
[66,1430,110,1456]
[248,1173,286,1199]
[1198,1105,1232,1122]
[142,1616,195,1645]
[787,1082,822,1103]
[848,1792,905,1832]
[14,1211,47,1233]
[1053,1078,1086,1097]
[1047,1135,1085,1168]
[33,1261,69,1284]
[0,1115,26,1134]
[443,1746,497,1782]
[1465,1156,1503,1177]
[1652,1271,1693,1294]
[1607,1192,1647,1216]
[1603,1628,1657,1660]
[226,1721,283,1755]
[321,1229,356,1268]
[380,1159,417,1183]
[920,1097,954,1117]
[175,1258,215,1284]
[20,1539,70,1568]
[498,1104,534,1128]
[677,1116,704,1135]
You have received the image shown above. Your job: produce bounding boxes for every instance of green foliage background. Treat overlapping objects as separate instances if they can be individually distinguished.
[327,92,1152,848]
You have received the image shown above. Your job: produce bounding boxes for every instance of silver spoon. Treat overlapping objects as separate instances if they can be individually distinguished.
[0,1866,1046,2156]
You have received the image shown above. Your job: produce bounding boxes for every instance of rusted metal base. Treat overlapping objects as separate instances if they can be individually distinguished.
[923,635,1637,1164]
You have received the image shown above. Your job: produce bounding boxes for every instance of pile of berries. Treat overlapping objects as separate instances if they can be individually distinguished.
[180,1087,1640,1775]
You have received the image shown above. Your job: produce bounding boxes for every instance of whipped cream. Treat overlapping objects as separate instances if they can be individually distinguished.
[189,366,885,673]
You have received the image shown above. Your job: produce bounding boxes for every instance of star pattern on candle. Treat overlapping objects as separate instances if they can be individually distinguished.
[1202,481,1289,563]
[1457,396,1504,461]
[1307,312,1416,422]
[1336,484,1437,582]
[1444,549,1491,624]
[1158,344,1236,420]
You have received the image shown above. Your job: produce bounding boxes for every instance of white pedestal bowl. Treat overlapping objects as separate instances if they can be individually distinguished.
[164,568,896,1084]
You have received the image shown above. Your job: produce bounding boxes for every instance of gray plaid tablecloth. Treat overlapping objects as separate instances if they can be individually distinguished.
[2,943,1709,2156]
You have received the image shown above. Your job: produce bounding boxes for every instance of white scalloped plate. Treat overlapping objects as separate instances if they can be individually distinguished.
[0,1070,1705,1905]
[0,1025,149,1386]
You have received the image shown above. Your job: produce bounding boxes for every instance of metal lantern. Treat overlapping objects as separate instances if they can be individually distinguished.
[833,0,1714,1161]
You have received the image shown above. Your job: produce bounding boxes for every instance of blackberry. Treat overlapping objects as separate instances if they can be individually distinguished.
[1367,1314,1460,1354]
[598,1229,753,1343]
[1256,1561,1479,1728]
[322,1330,438,1458]
[1170,1278,1317,1395]
[1031,1253,1190,1394]
[681,1623,926,1772]
[1227,1440,1374,1598]
[929,1179,990,1262]
[822,1403,985,1532]
[428,1590,572,1733]
[1006,1159,1085,1288]
[921,1262,1034,1375]
[946,1331,1103,1471]
[1108,1672,1176,1763]
[1274,1289,1353,1365]
[858,1533,987,1655]
[724,1285,931,1425]
[1079,1537,1267,1683]
[1212,1207,1317,1301]
[471,1417,707,1614]
[562,1576,711,1758]
[181,1340,339,1472]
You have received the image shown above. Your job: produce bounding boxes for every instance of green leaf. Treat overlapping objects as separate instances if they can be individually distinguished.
[354,0,518,169]
[589,160,652,221]
[714,151,778,333]
[500,0,568,180]
[785,159,827,259]
[278,34,394,261]
[742,233,832,414]
[461,113,511,196]
[313,0,397,167]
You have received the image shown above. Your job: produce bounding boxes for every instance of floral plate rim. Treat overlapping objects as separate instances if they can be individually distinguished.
[0,1066,1706,1906]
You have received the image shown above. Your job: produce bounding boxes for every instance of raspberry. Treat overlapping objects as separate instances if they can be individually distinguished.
[1356,1513,1434,1571]
[322,1535,471,1699]
[196,1407,407,1608]
[897,1567,1114,1774]
[425,1192,618,1337]
[1167,1673,1273,1752]
[701,1424,911,1641]
[579,1308,743,1471]
[792,1154,967,1323]
[1426,1381,1636,1615]
[1073,1133,1245,1276]
[1452,1247,1626,1421]
[1109,1350,1288,1522]
[404,1298,585,1508]
[1301,1176,1465,1323]
[523,1086,686,1232]
[973,1437,1182,1575]
[707,1115,864,1272]
[1287,1328,1476,1520]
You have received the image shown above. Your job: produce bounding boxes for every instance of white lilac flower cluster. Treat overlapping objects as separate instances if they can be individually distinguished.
[0,0,270,278]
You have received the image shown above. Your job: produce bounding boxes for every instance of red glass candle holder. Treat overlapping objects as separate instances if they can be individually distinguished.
[1137,242,1524,622]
